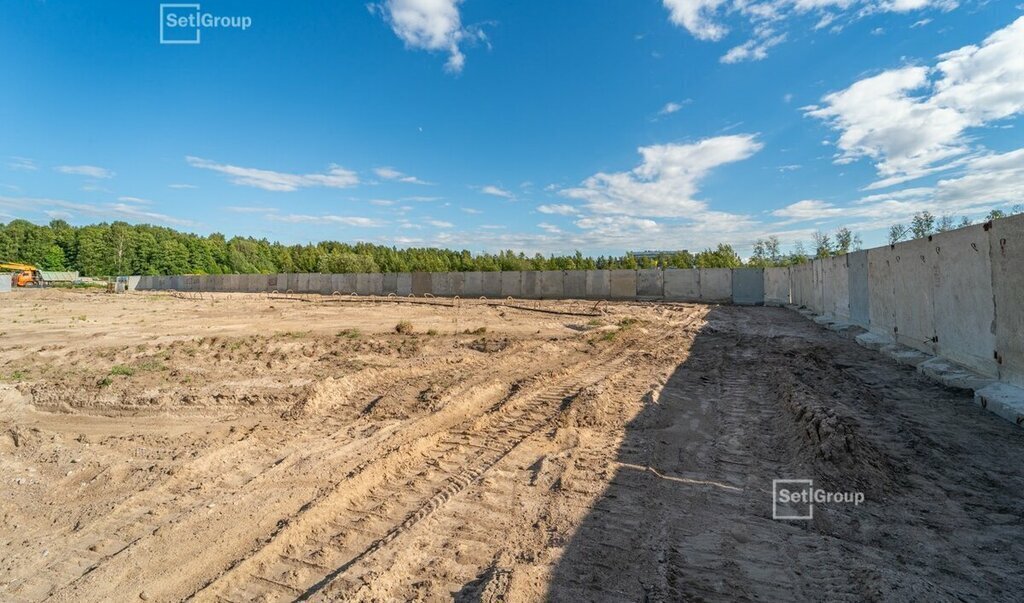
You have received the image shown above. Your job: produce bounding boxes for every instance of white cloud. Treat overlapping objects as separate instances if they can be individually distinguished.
[560,134,763,217]
[117,196,152,204]
[663,0,960,60]
[168,183,197,189]
[186,156,359,191]
[537,222,563,234]
[721,31,786,64]
[460,207,482,214]
[225,206,279,213]
[372,0,480,73]
[659,101,688,116]
[7,157,37,171]
[0,195,194,227]
[537,204,579,216]
[771,199,844,221]
[374,166,432,185]
[55,165,115,179]
[479,185,514,199]
[427,219,454,228]
[806,17,1024,188]
[268,213,384,227]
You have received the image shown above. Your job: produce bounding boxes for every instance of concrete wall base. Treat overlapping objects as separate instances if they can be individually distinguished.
[855,332,893,351]
[918,357,995,393]
[974,383,1024,427]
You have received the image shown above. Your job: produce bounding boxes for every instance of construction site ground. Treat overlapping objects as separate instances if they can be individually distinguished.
[1,289,1022,602]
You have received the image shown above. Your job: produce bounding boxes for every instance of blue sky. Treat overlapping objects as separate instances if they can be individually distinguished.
[1,0,1022,256]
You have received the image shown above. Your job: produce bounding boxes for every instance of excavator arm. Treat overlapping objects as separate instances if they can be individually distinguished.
[1,262,41,287]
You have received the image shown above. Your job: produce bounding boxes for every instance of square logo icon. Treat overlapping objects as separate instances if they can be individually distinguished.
[160,4,201,44]
[773,479,814,520]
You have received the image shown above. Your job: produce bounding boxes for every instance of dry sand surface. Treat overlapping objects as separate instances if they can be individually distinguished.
[1,289,1023,602]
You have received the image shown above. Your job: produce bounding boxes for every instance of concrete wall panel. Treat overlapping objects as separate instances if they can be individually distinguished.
[382,273,398,295]
[564,270,586,299]
[664,269,699,301]
[609,270,637,300]
[396,273,412,296]
[412,272,431,296]
[732,268,764,306]
[892,238,937,354]
[431,272,452,297]
[990,216,1024,387]
[539,270,564,298]
[867,247,896,337]
[449,272,465,296]
[763,267,790,306]
[699,269,731,302]
[481,272,501,297]
[356,273,384,295]
[521,271,540,299]
[932,225,997,376]
[848,251,869,327]
[463,271,483,297]
[500,271,522,297]
[585,270,610,299]
[636,269,664,298]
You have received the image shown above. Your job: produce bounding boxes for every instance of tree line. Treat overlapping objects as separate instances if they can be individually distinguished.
[1,209,1017,277]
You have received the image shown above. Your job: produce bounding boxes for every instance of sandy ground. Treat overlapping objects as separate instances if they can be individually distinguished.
[1,289,1022,602]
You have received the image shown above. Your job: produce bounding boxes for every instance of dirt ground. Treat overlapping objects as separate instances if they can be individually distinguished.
[1,289,1022,602]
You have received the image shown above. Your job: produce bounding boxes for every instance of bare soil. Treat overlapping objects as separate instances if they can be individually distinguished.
[1,289,1022,602]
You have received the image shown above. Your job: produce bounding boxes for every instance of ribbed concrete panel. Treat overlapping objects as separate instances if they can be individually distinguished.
[481,272,501,297]
[664,269,699,301]
[867,247,896,337]
[794,263,813,307]
[892,238,937,354]
[539,271,564,298]
[431,272,452,296]
[990,215,1024,387]
[449,272,465,296]
[521,271,540,299]
[396,273,412,296]
[810,260,824,313]
[609,270,636,300]
[825,256,850,320]
[0,275,11,293]
[699,269,731,302]
[411,272,431,295]
[931,225,997,376]
[316,274,332,295]
[564,270,586,299]
[136,275,152,290]
[293,273,308,293]
[636,269,664,298]
[585,270,610,299]
[763,268,790,306]
[731,268,764,305]
[382,273,398,295]
[500,271,522,297]
[847,251,869,327]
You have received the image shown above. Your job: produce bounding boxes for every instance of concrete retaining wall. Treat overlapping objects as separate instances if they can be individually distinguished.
[126,214,1024,400]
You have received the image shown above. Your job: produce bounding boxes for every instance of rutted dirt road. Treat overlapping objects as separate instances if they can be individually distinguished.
[1,290,1022,601]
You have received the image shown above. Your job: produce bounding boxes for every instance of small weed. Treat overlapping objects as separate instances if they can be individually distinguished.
[464,326,487,335]
[336,328,361,339]
[2,370,27,382]
[281,331,309,339]
[586,319,605,327]
[136,360,167,372]
[97,376,113,388]
[426,329,438,336]
[109,365,135,377]
[599,331,618,342]
[618,317,641,328]
[395,321,415,335]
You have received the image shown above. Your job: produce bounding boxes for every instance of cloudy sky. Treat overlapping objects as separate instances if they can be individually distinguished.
[1,1,1021,255]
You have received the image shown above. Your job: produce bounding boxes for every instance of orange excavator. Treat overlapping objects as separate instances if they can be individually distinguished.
[0,263,42,287]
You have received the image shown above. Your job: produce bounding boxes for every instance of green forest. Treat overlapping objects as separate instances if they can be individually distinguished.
[1,213,1001,277]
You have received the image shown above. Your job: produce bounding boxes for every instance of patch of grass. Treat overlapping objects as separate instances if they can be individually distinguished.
[136,359,167,372]
[109,365,135,377]
[2,370,27,382]
[336,328,361,339]
[463,326,487,335]
[426,329,438,336]
[395,321,415,335]
[280,331,309,339]
[598,331,618,342]
[617,317,642,328]
[97,376,113,388]
[586,318,605,327]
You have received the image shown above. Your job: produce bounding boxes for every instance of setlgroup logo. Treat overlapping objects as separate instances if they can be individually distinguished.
[160,4,252,44]
[772,479,865,520]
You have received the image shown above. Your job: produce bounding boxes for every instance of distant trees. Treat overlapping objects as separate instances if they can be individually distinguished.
[888,205,1022,244]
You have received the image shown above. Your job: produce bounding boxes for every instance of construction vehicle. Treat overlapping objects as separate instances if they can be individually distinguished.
[0,263,42,287]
